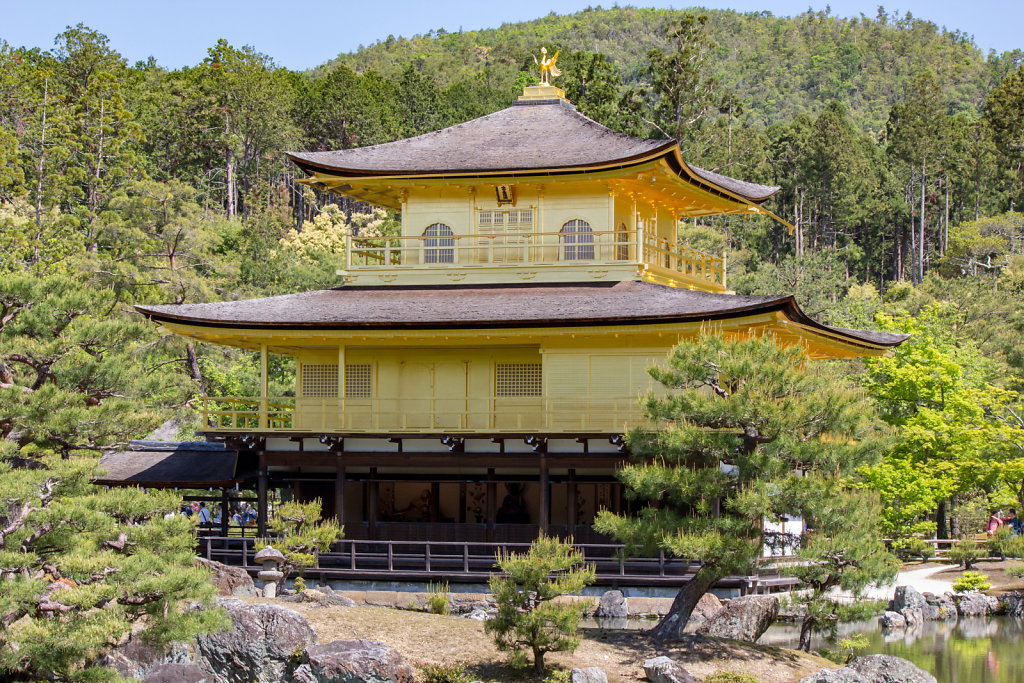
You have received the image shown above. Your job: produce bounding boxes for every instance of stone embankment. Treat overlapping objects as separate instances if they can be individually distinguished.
[880,583,1021,631]
[104,597,414,683]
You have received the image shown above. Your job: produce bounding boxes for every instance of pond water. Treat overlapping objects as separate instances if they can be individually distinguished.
[760,616,1024,683]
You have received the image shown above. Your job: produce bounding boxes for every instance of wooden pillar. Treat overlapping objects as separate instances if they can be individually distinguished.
[335,465,346,526]
[538,456,549,536]
[337,346,345,428]
[486,468,496,543]
[220,488,230,537]
[430,482,440,524]
[259,344,268,430]
[367,468,378,540]
[458,482,467,524]
[257,458,268,537]
[567,469,577,533]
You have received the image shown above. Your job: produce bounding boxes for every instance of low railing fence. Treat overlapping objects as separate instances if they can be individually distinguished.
[199,395,648,433]
[345,228,726,290]
[196,536,797,591]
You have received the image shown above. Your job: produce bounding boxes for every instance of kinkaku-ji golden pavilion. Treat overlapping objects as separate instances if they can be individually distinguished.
[97,72,906,585]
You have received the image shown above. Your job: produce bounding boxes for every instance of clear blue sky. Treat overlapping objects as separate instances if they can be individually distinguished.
[0,1,1019,71]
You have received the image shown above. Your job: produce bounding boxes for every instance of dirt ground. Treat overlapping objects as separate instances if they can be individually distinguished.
[929,560,1024,593]
[261,598,834,683]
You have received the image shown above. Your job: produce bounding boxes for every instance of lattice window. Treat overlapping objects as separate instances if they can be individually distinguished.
[495,363,542,397]
[345,363,372,398]
[302,364,338,398]
[423,223,454,264]
[560,219,594,261]
[478,209,534,263]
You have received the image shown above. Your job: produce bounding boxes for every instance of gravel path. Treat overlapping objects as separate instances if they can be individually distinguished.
[863,563,954,600]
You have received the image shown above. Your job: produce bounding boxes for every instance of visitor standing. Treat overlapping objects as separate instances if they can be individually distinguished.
[987,510,1004,536]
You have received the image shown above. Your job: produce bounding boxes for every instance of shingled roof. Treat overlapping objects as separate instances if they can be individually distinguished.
[94,441,245,488]
[287,99,780,203]
[136,281,907,349]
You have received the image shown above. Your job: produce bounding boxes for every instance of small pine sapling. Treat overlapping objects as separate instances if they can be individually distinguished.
[261,498,343,589]
[484,535,595,675]
[952,571,991,592]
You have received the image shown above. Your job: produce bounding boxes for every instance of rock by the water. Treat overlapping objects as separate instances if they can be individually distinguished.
[194,558,257,598]
[955,592,990,617]
[143,663,210,683]
[846,654,937,683]
[682,593,724,633]
[642,656,700,683]
[195,598,316,682]
[571,667,608,683]
[892,585,927,612]
[901,607,924,626]
[303,639,414,683]
[696,595,778,642]
[879,611,906,630]
[280,589,357,608]
[595,590,628,618]
[800,669,870,683]
[1000,591,1024,618]
[985,595,1002,615]
[464,608,491,621]
[924,593,957,620]
[100,639,194,680]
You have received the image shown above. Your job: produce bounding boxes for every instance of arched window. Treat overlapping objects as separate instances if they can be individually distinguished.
[423,223,455,264]
[615,222,630,261]
[560,219,594,261]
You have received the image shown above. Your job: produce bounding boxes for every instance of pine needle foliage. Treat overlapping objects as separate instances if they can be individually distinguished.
[0,448,228,681]
[594,332,891,640]
[484,534,595,675]
[261,498,343,586]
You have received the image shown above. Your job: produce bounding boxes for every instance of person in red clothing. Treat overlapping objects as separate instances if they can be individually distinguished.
[987,510,1004,536]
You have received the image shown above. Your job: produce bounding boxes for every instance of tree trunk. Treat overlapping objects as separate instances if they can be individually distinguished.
[185,343,207,396]
[920,164,926,283]
[936,499,948,540]
[533,648,545,675]
[648,565,722,641]
[799,615,815,652]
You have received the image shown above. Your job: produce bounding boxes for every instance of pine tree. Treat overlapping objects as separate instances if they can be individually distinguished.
[594,332,889,641]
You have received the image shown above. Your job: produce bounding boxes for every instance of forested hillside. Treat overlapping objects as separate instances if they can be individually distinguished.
[2,7,1024,632]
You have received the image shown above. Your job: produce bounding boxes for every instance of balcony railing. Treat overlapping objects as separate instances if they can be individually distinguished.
[199,395,647,434]
[345,227,726,290]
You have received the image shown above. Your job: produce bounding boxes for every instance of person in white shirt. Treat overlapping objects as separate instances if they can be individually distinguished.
[198,502,212,526]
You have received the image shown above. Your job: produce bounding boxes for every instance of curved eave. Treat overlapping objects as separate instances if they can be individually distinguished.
[287,142,781,208]
[134,297,904,354]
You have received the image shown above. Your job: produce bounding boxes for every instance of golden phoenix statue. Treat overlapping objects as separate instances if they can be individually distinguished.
[533,47,561,85]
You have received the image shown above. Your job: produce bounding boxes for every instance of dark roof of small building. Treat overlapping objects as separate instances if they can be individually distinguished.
[94,441,244,488]
[287,99,780,203]
[136,281,907,349]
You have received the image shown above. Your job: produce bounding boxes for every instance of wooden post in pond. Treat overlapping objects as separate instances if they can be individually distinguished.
[368,468,378,540]
[538,456,549,536]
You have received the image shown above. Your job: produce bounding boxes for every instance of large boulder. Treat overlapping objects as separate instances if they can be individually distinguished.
[800,670,870,683]
[642,656,700,683]
[195,598,317,683]
[696,595,778,642]
[595,590,628,618]
[302,640,414,683]
[571,667,608,683]
[194,558,257,598]
[846,655,936,683]
[143,663,210,683]
[1000,591,1024,618]
[879,611,906,630]
[280,589,357,608]
[955,592,990,617]
[892,585,927,612]
[100,638,194,680]
[923,592,957,620]
[682,593,724,633]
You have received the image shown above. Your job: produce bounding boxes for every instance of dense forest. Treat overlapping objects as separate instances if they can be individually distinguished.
[3,2,1024,593]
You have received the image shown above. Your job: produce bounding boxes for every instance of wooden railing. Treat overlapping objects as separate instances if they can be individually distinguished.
[346,227,726,290]
[200,395,647,433]
[195,535,797,591]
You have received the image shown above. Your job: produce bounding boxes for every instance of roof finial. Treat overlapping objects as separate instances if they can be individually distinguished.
[533,47,561,86]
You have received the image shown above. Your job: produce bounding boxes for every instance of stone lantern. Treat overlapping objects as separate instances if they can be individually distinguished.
[254,545,286,598]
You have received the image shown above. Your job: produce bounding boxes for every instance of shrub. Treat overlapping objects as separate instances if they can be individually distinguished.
[949,540,983,569]
[1006,564,1024,579]
[485,534,595,675]
[421,661,472,683]
[952,571,991,592]
[893,537,936,561]
[427,581,451,615]
[704,674,763,683]
[292,576,306,593]
[1005,534,1024,559]
[544,670,572,683]
[988,526,1014,557]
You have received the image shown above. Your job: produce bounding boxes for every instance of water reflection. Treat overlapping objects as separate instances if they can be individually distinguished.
[761,616,1024,683]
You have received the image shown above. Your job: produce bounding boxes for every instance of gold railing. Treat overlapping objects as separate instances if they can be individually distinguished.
[199,395,647,434]
[345,228,725,289]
